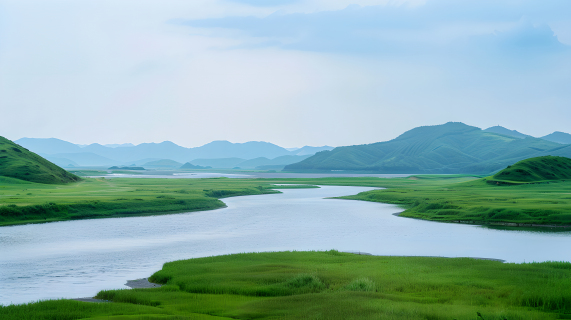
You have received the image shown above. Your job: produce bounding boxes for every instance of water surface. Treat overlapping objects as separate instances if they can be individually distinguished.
[1,186,570,305]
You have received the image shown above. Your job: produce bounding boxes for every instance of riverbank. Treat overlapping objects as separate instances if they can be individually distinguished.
[336,176,571,227]
[2,174,571,227]
[0,177,284,226]
[2,251,570,319]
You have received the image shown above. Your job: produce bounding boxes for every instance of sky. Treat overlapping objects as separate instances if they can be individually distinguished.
[1,0,570,148]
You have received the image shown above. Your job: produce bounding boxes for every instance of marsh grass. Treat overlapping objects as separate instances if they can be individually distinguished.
[344,277,376,292]
[3,251,569,319]
[3,173,571,226]
[334,176,571,226]
[0,178,284,226]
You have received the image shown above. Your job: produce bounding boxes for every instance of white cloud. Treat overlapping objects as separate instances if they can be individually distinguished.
[1,0,570,146]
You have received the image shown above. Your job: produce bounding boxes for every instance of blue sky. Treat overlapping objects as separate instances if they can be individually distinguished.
[0,0,569,147]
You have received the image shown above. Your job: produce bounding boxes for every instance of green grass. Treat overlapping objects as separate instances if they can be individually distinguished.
[0,136,81,184]
[3,251,570,319]
[490,156,571,184]
[0,177,283,226]
[338,175,571,226]
[3,173,571,226]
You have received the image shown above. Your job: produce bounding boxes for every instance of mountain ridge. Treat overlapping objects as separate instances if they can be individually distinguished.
[15,138,332,166]
[541,131,571,145]
[284,122,571,174]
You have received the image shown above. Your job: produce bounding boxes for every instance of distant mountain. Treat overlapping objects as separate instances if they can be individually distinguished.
[0,136,80,184]
[290,146,334,156]
[285,122,571,174]
[236,155,312,169]
[15,138,306,166]
[103,143,135,148]
[483,126,531,139]
[492,156,571,182]
[122,158,161,166]
[143,159,183,168]
[541,131,571,145]
[15,138,82,154]
[41,152,118,167]
[191,141,291,160]
[190,158,246,169]
[43,156,79,168]
[180,162,211,169]
[188,155,312,169]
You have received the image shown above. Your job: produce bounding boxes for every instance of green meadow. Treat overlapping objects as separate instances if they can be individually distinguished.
[1,172,571,226]
[2,251,571,319]
[337,176,571,226]
[0,176,283,226]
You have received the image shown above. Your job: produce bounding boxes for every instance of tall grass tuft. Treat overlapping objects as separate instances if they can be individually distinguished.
[344,278,376,292]
[95,289,161,307]
[285,274,325,291]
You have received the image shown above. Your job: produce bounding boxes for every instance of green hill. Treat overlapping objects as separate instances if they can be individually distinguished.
[492,156,571,183]
[0,136,81,184]
[285,122,571,174]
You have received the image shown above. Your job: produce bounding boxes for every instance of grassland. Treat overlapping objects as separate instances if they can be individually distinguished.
[338,176,571,226]
[2,172,571,226]
[0,177,282,226]
[2,251,571,319]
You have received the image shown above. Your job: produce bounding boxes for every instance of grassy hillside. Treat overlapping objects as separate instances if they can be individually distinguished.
[285,122,571,174]
[492,156,571,183]
[0,136,81,184]
[3,251,570,319]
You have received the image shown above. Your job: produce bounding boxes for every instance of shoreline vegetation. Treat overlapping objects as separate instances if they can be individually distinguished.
[0,177,297,227]
[1,173,571,227]
[337,176,571,227]
[2,251,571,319]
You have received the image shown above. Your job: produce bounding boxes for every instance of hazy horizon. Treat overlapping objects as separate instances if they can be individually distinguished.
[1,0,570,147]
[12,122,571,149]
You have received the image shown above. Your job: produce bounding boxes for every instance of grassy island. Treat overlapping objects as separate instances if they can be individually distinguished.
[2,251,571,319]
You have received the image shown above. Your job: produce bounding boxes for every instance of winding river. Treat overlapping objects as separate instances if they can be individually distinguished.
[1,185,570,305]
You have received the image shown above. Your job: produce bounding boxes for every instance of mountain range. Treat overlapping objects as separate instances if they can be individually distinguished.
[14,138,334,168]
[12,124,571,173]
[284,122,571,174]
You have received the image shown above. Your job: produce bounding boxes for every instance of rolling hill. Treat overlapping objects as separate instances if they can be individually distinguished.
[284,122,571,174]
[0,136,81,184]
[491,156,571,183]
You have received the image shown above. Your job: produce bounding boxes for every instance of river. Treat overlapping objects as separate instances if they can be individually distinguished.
[1,185,570,305]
